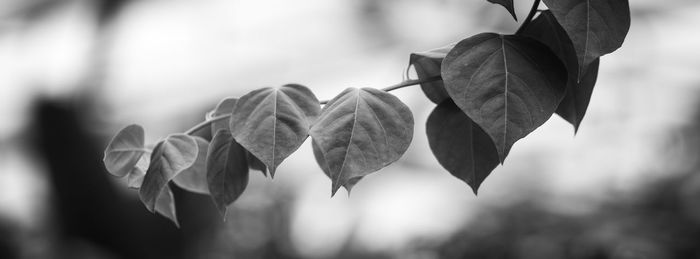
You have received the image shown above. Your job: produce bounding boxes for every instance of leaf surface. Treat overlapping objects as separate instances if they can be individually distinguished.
[154,185,179,227]
[409,44,454,104]
[230,84,320,177]
[487,0,517,21]
[309,88,413,195]
[442,33,566,161]
[522,11,600,131]
[127,154,149,189]
[427,100,500,194]
[103,124,146,178]
[209,98,238,135]
[541,0,629,79]
[172,136,210,194]
[207,130,249,218]
[139,134,198,212]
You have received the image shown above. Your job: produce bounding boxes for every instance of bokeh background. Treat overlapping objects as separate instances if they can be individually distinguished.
[2,0,700,258]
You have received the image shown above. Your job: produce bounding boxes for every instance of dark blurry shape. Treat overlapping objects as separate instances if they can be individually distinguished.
[31,99,189,258]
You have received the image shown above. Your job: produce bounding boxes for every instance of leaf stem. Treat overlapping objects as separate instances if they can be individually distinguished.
[515,0,541,35]
[184,75,442,135]
[185,115,228,135]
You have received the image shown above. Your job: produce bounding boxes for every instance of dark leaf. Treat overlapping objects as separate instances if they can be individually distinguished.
[103,124,146,178]
[230,84,320,177]
[557,60,599,131]
[409,44,454,104]
[139,134,198,212]
[426,100,500,194]
[154,185,179,227]
[172,136,210,194]
[309,88,414,195]
[487,0,517,21]
[189,123,213,142]
[442,33,567,162]
[206,130,249,218]
[541,0,630,79]
[522,11,600,131]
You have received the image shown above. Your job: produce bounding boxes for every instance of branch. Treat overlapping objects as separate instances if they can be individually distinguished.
[515,0,541,35]
[185,75,443,134]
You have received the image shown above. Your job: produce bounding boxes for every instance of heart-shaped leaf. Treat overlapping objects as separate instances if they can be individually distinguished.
[229,84,320,177]
[208,98,238,135]
[172,136,210,194]
[409,44,454,104]
[541,0,630,80]
[139,134,198,212]
[207,130,249,218]
[427,100,500,194]
[487,0,517,21]
[103,124,146,178]
[522,11,600,132]
[154,185,179,227]
[309,88,414,195]
[442,33,567,161]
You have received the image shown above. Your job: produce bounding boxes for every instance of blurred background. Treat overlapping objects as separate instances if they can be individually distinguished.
[2,0,700,258]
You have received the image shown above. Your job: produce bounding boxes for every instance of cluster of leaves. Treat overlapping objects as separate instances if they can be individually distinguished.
[103,0,630,226]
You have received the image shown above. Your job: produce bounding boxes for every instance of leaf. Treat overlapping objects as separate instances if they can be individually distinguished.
[409,44,454,104]
[172,136,210,194]
[229,84,320,177]
[139,134,198,212]
[209,98,238,135]
[207,97,238,120]
[426,100,500,194]
[246,151,267,176]
[189,121,213,142]
[487,0,517,21]
[442,33,567,162]
[206,130,249,218]
[127,154,149,189]
[309,88,414,195]
[154,185,179,227]
[541,0,630,80]
[557,60,599,131]
[522,11,600,131]
[103,124,146,178]
[311,140,363,194]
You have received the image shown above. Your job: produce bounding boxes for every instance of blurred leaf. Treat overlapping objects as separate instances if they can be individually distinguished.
[442,33,566,161]
[139,134,198,212]
[190,123,213,142]
[409,44,454,104]
[427,100,499,194]
[103,124,146,178]
[207,130,249,218]
[522,11,600,131]
[208,98,238,135]
[155,185,179,227]
[230,84,320,177]
[541,0,630,80]
[172,136,210,194]
[487,0,517,20]
[127,154,149,189]
[310,88,413,196]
